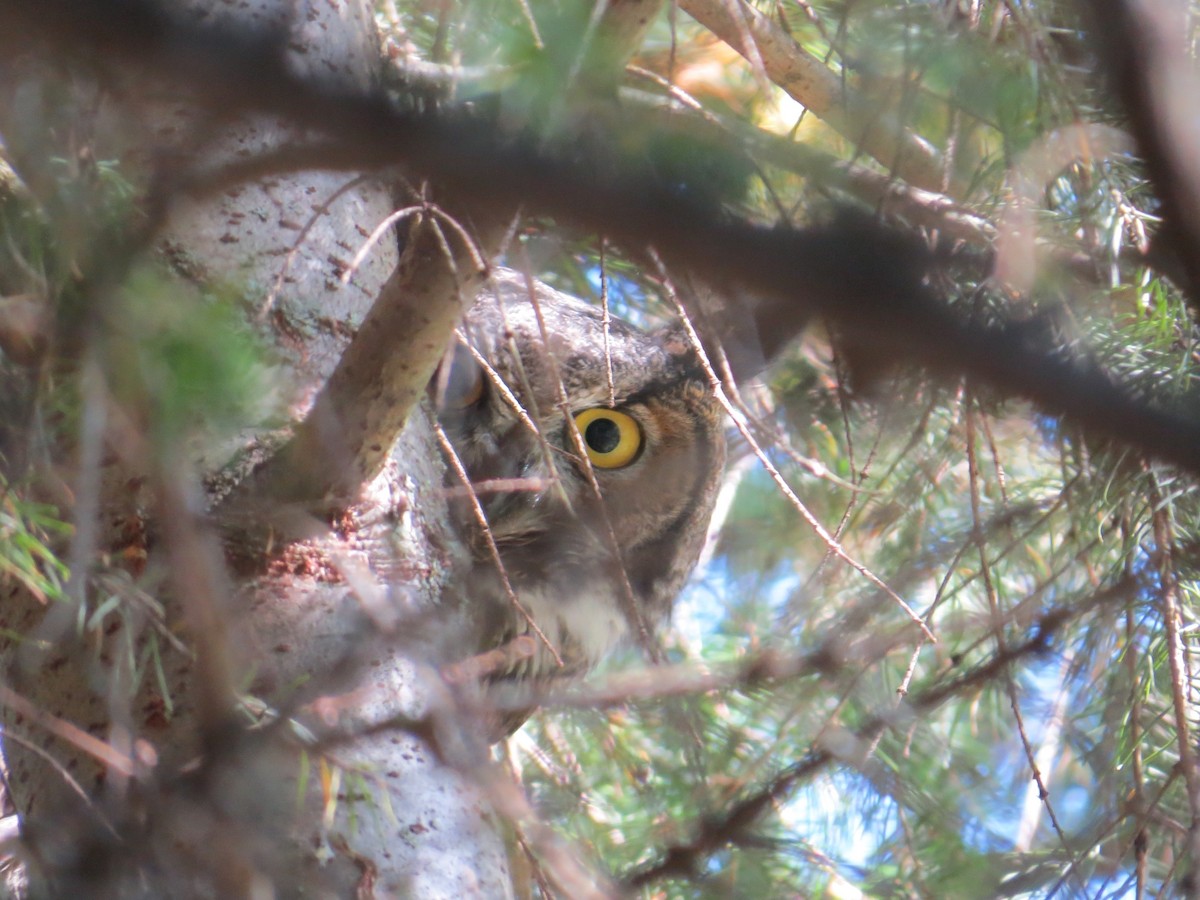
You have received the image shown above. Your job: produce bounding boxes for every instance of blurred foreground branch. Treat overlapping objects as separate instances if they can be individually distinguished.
[3,0,1200,480]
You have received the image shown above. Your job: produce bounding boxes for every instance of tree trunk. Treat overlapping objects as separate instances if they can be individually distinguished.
[0,1,511,895]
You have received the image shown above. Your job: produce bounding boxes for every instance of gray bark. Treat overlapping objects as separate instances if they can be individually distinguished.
[0,0,511,896]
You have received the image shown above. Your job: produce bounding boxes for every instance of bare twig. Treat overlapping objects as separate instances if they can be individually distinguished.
[460,281,576,515]
[0,730,119,839]
[965,400,1074,866]
[435,423,565,668]
[652,251,936,641]
[338,204,423,285]
[622,591,1110,889]
[0,684,138,780]
[261,175,370,317]
[598,240,616,409]
[515,262,661,662]
[1148,469,1200,898]
[1123,518,1149,900]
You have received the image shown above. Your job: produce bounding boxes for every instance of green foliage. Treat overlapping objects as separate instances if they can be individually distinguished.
[102,270,279,447]
[1,152,278,456]
[390,0,1200,888]
[0,476,69,605]
[4,0,1199,895]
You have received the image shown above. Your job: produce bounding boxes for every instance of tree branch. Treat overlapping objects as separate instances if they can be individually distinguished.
[243,213,487,504]
[676,0,948,191]
[622,578,1135,888]
[7,0,1200,482]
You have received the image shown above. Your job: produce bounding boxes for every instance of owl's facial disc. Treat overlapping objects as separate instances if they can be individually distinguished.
[572,408,643,469]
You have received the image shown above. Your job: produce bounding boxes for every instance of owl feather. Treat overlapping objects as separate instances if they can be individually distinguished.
[437,269,725,737]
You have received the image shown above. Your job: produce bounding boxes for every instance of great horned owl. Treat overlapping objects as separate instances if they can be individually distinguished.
[437,269,725,735]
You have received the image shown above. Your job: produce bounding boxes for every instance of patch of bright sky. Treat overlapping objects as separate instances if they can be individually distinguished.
[785,773,887,872]
[672,559,802,656]
[582,262,658,329]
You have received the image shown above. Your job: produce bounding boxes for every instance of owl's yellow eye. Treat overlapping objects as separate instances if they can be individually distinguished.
[572,408,643,469]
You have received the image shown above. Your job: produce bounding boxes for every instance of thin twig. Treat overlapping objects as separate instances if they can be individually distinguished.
[965,400,1076,876]
[651,250,936,642]
[598,239,616,409]
[262,174,369,317]
[514,261,660,662]
[0,683,138,779]
[1124,514,1148,900]
[0,729,119,839]
[1148,468,1200,898]
[563,0,612,92]
[443,476,552,497]
[338,204,422,284]
[434,423,564,668]
[454,325,572,514]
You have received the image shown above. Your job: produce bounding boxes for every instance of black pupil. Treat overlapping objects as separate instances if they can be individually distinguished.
[585,417,622,454]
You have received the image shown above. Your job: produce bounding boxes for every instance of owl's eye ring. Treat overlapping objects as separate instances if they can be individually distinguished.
[572,408,643,469]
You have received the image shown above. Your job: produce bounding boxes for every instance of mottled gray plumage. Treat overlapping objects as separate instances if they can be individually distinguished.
[438,269,725,736]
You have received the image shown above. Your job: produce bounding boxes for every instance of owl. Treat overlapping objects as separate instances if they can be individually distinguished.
[436,268,726,736]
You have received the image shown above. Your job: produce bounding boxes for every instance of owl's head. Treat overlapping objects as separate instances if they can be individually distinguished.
[438,269,725,680]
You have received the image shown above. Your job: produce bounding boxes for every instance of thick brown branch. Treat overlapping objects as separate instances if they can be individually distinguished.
[8,0,1200,482]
